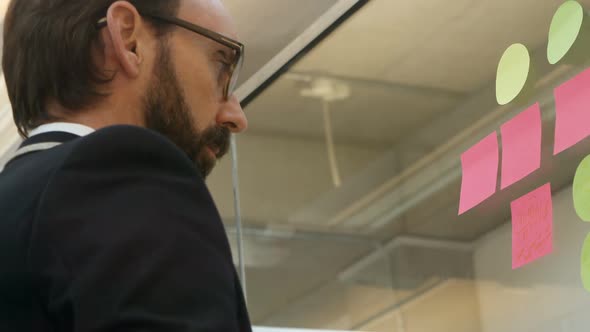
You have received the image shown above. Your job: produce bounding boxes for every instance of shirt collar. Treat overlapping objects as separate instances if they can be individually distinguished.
[28,122,95,138]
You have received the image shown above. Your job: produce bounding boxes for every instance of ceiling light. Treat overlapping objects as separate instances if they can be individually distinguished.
[300,77,351,102]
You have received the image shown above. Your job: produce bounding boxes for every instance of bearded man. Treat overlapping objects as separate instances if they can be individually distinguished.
[0,0,251,330]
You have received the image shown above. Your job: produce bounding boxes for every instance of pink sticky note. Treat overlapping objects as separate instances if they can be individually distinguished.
[458,133,499,215]
[500,103,542,189]
[511,183,553,269]
[554,67,590,155]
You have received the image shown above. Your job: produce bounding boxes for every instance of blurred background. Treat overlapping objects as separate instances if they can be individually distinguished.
[4,0,590,331]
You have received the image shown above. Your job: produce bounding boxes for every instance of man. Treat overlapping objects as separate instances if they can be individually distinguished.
[0,0,251,330]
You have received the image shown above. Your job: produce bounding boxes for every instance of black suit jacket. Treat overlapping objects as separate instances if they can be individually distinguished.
[0,125,251,331]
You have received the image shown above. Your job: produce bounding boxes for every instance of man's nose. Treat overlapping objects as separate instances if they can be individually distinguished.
[217,95,248,133]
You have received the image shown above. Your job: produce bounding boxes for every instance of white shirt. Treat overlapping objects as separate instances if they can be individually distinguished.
[0,122,96,171]
[28,122,95,137]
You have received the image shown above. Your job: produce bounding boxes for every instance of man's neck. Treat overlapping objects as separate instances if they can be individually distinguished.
[44,95,145,131]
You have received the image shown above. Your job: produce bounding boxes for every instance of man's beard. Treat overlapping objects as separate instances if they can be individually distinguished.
[142,41,230,179]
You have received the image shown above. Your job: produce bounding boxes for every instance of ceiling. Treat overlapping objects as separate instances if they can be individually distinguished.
[292,0,575,92]
[224,0,338,85]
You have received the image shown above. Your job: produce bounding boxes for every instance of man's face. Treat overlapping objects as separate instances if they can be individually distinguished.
[141,0,247,178]
[143,40,229,178]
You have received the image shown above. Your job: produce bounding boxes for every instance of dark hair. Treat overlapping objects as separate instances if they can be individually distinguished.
[2,0,181,136]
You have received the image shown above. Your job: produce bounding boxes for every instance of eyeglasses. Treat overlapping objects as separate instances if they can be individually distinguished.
[97,13,244,100]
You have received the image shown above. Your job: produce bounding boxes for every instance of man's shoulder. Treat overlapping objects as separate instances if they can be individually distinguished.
[68,125,196,173]
[76,125,186,158]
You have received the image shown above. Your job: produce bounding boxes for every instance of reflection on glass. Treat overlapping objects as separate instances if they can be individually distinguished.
[208,0,590,331]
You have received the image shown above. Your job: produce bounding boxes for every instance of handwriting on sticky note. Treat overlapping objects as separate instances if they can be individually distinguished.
[458,133,499,215]
[554,67,590,155]
[500,103,542,189]
[511,183,553,269]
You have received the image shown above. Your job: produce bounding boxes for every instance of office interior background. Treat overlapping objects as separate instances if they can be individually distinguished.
[3,0,590,331]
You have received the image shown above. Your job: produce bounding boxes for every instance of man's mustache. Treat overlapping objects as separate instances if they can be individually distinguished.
[202,126,231,158]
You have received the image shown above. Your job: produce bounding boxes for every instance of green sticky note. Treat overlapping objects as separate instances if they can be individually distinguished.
[573,155,590,222]
[581,233,590,292]
[496,43,531,105]
[548,1,584,65]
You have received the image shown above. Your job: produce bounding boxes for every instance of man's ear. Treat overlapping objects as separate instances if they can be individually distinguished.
[104,1,143,78]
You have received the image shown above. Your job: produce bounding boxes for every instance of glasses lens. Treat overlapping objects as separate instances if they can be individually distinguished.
[227,49,244,98]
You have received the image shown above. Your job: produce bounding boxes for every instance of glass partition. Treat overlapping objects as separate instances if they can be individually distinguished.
[209,0,590,330]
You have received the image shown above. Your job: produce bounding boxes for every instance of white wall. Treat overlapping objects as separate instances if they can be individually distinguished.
[474,186,590,332]
[0,76,19,167]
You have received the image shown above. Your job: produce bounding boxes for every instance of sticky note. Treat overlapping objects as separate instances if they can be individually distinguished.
[581,233,590,292]
[554,67,590,155]
[511,183,553,269]
[496,43,531,105]
[500,103,542,189]
[547,0,585,65]
[573,155,590,222]
[458,133,499,215]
